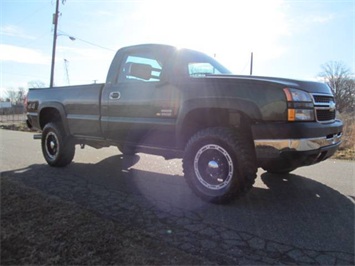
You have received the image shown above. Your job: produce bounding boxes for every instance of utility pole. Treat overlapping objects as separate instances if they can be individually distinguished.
[50,0,60,87]
[250,52,253,76]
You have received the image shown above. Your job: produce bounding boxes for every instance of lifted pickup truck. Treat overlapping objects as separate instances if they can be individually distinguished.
[26,44,343,203]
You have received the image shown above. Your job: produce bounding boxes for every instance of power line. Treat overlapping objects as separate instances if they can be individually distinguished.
[17,30,52,49]
[57,30,115,51]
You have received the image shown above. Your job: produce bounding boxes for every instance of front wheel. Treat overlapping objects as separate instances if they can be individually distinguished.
[183,128,257,203]
[41,122,75,167]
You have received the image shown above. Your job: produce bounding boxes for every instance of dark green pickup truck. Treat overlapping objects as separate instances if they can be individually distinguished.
[26,44,343,203]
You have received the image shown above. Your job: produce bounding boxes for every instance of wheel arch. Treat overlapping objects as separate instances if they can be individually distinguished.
[39,102,70,135]
[177,99,261,149]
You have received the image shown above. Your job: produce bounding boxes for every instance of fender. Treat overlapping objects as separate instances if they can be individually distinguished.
[176,97,262,148]
[38,102,71,135]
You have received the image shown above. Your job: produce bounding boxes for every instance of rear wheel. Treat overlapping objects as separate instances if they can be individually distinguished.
[183,127,257,203]
[41,122,75,167]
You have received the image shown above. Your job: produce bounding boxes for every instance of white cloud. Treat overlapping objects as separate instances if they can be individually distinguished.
[0,25,35,40]
[311,14,334,24]
[95,10,114,17]
[0,44,49,65]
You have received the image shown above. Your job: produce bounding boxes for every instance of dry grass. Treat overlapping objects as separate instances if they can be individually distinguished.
[0,121,39,133]
[334,113,355,160]
[0,177,210,265]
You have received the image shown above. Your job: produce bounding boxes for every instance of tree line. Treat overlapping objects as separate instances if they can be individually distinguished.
[0,81,45,105]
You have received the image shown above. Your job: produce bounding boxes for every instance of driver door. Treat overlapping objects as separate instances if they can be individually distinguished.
[103,52,179,149]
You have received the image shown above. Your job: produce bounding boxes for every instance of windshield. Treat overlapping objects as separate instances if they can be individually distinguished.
[188,62,225,77]
[173,49,232,78]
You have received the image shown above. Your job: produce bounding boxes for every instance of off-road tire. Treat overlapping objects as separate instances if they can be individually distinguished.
[41,122,75,167]
[183,127,257,203]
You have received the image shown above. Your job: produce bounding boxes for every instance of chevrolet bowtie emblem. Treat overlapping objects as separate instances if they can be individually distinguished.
[329,101,336,112]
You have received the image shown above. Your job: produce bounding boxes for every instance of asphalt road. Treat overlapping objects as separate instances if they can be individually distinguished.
[1,129,354,264]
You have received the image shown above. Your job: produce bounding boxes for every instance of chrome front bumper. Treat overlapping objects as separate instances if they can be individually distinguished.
[255,132,342,158]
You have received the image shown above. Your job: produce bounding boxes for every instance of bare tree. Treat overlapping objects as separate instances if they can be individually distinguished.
[5,87,26,105]
[16,87,26,104]
[28,80,46,88]
[5,89,17,105]
[319,61,355,113]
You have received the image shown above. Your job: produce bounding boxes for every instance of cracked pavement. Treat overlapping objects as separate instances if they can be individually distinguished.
[1,130,354,265]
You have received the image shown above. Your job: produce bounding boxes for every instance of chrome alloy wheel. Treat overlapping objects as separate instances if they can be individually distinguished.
[45,132,59,160]
[193,144,234,190]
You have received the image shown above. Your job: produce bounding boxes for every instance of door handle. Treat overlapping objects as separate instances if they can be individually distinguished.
[109,91,121,100]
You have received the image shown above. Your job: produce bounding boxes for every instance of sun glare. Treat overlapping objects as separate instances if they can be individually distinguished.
[135,0,288,74]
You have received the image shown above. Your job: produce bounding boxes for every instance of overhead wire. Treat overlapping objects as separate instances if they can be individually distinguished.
[57,30,115,51]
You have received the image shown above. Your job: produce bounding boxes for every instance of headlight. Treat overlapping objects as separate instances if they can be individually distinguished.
[284,88,315,121]
[286,88,313,102]
[284,88,312,102]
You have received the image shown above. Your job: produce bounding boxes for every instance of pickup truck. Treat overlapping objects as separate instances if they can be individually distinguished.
[26,44,343,203]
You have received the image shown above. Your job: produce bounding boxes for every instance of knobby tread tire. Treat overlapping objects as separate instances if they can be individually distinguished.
[183,127,257,203]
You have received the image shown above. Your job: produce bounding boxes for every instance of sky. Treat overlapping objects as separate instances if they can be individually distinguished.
[0,0,354,98]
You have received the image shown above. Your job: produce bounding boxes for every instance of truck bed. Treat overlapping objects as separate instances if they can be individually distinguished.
[27,83,105,137]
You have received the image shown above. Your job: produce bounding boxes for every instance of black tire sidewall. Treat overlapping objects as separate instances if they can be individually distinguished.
[41,122,74,167]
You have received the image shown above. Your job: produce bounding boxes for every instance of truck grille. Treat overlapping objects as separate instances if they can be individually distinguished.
[313,95,333,103]
[316,109,336,121]
[311,93,336,123]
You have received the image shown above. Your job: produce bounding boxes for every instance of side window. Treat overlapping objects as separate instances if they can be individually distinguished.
[121,55,162,82]
[188,62,222,77]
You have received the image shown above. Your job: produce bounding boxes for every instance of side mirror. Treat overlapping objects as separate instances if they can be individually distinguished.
[125,62,152,80]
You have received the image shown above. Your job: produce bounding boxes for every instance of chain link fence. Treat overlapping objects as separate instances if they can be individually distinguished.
[0,105,26,123]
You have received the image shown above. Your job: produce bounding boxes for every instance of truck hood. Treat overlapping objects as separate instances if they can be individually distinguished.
[209,74,332,95]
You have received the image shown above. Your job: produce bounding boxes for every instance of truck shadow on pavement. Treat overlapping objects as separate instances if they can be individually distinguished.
[1,154,354,263]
